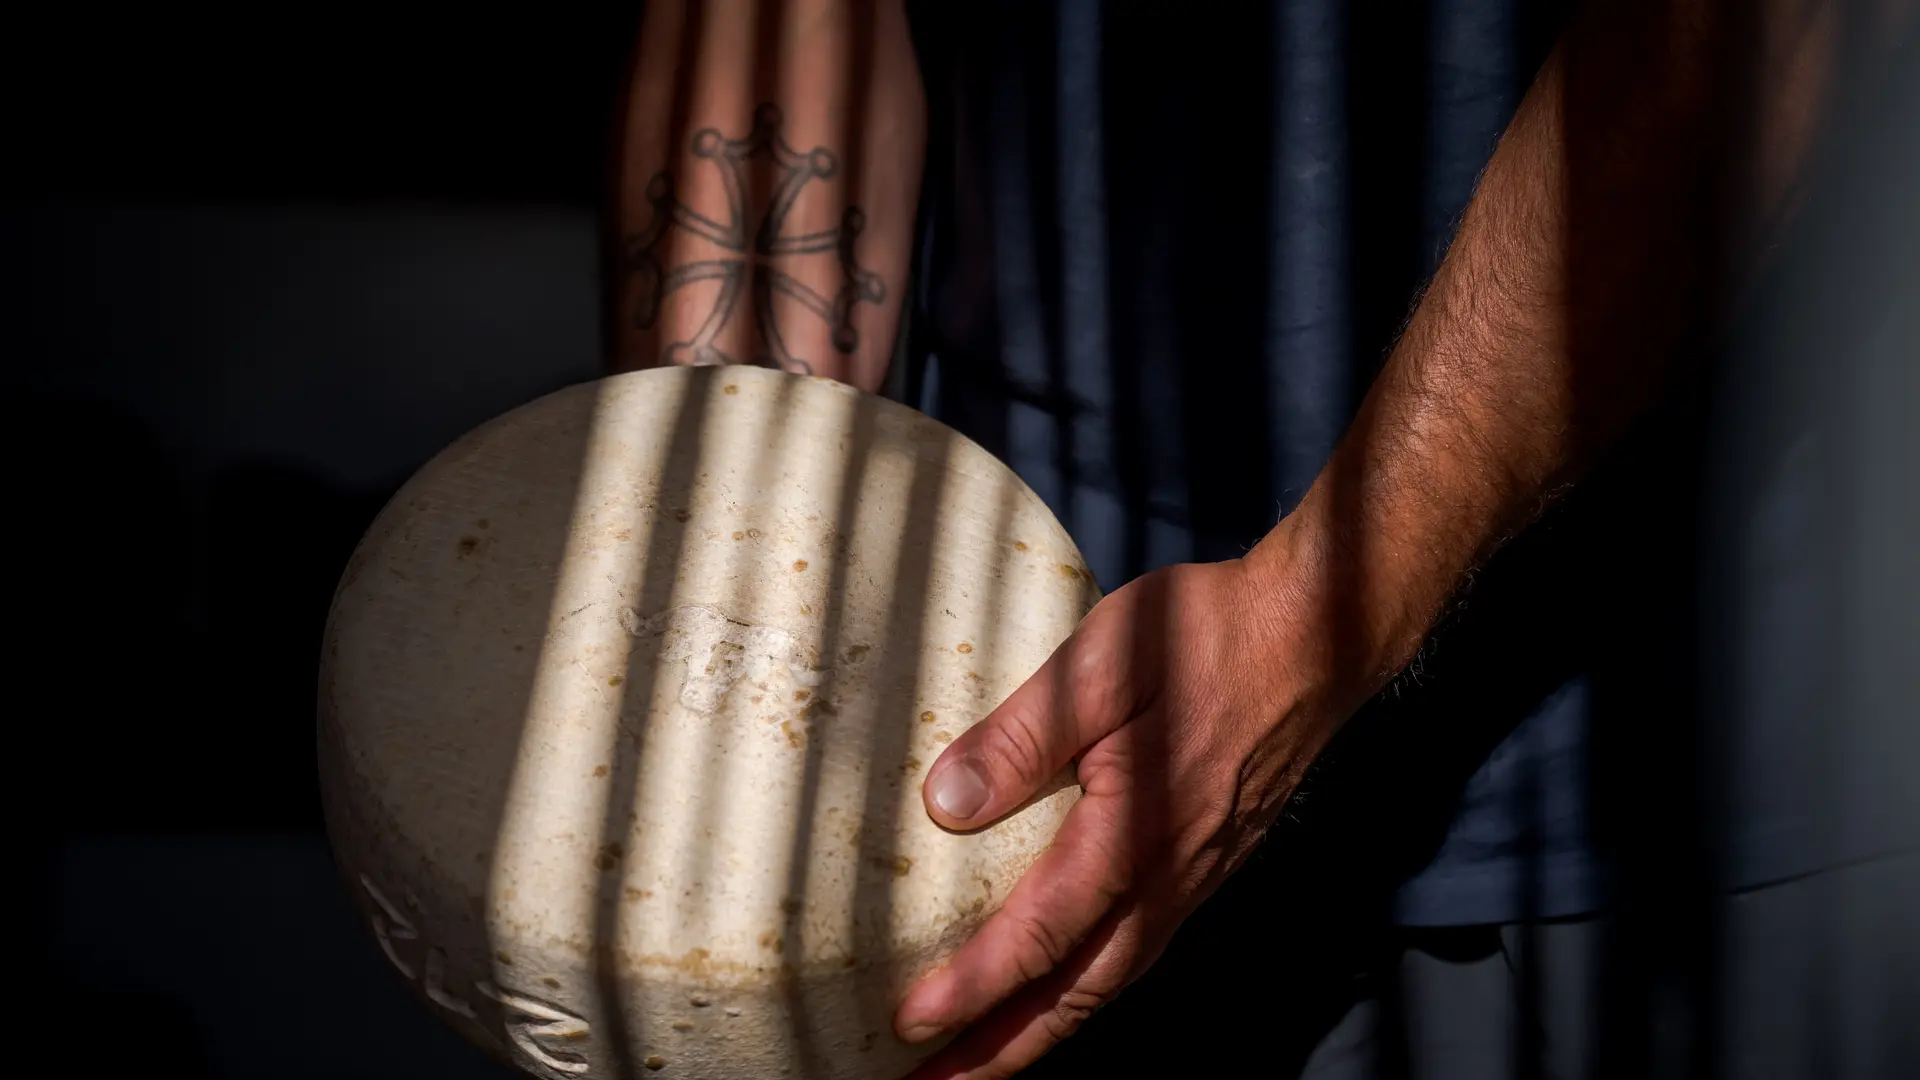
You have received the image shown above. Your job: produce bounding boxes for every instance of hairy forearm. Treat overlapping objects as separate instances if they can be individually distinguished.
[606,0,925,391]
[1248,0,1911,700]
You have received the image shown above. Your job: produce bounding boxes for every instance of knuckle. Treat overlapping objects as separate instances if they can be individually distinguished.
[976,711,1054,786]
[1065,633,1111,686]
[1007,911,1076,979]
[1067,639,1126,716]
[1042,987,1108,1041]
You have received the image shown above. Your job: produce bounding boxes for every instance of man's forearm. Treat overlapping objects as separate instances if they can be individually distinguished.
[1246,0,1912,701]
[606,0,925,391]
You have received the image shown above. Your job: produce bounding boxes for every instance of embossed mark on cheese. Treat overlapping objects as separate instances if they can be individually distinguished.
[360,874,592,1078]
[618,603,825,714]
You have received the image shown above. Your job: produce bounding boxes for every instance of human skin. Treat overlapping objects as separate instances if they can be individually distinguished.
[604,0,922,389]
[604,2,1916,1077]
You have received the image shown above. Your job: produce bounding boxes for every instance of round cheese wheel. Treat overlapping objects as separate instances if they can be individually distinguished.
[318,365,1101,1080]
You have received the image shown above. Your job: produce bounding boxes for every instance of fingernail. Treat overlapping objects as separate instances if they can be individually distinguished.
[896,977,950,1042]
[929,758,990,821]
[899,1021,946,1045]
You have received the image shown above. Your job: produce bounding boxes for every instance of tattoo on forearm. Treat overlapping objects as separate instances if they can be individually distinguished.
[624,104,885,376]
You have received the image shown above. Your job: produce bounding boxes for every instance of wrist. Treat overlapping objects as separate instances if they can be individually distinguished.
[1238,490,1447,717]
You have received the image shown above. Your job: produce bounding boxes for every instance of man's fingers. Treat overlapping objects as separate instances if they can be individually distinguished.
[903,900,1151,1080]
[922,605,1138,831]
[895,789,1132,1042]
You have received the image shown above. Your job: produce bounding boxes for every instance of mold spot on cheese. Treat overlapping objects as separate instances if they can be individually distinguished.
[870,854,913,879]
[676,949,714,978]
[317,366,1098,1080]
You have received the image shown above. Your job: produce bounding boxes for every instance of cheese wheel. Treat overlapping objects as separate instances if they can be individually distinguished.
[318,365,1100,1080]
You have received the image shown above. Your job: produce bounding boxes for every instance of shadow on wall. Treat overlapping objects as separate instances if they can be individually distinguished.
[49,834,521,1080]
[8,202,607,836]
[11,201,605,1080]
[14,393,382,835]
[17,391,489,1080]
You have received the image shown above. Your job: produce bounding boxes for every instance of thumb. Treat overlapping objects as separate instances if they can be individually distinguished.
[922,616,1136,831]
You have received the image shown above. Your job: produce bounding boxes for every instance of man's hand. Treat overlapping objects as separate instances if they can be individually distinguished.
[884,0,1904,1074]
[894,534,1356,1080]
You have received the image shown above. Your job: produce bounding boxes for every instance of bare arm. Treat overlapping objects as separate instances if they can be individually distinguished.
[893,2,1916,1075]
[605,0,925,392]
[1244,0,1918,703]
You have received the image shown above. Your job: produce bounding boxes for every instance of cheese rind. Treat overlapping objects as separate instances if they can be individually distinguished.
[318,366,1100,1080]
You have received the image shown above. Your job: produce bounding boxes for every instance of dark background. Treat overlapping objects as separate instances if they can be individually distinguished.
[6,4,1916,1079]
[8,5,641,1077]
